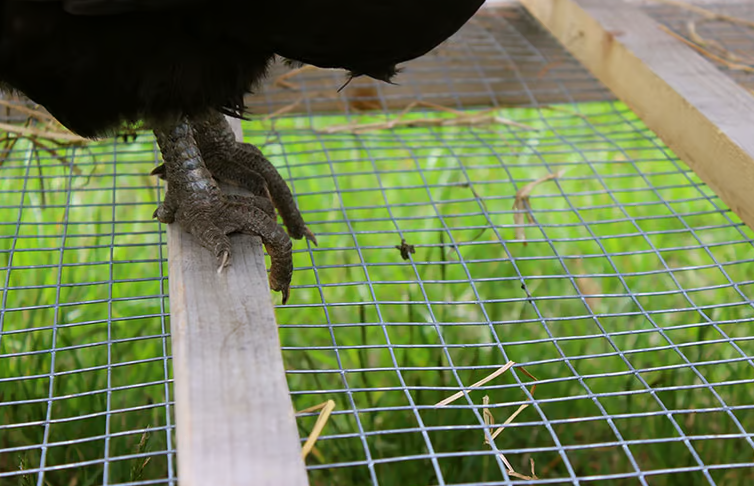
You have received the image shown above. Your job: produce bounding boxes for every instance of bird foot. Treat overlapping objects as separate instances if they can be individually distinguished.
[153,111,317,246]
[153,188,293,303]
[153,115,299,303]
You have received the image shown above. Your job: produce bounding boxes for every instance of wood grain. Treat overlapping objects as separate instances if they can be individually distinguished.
[521,0,754,229]
[168,116,309,486]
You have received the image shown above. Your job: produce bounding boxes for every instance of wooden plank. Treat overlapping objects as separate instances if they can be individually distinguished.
[521,0,754,230]
[168,117,309,486]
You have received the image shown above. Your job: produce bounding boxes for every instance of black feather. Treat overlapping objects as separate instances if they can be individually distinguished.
[0,0,485,138]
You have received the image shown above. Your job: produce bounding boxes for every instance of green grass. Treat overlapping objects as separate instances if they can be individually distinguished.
[1,101,753,486]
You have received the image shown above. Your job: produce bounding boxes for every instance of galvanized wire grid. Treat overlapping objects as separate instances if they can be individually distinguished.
[643,1,754,92]
[245,3,615,116]
[0,138,174,485]
[1,2,754,486]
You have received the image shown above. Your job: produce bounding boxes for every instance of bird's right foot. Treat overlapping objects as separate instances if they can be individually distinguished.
[152,111,317,246]
[152,116,296,303]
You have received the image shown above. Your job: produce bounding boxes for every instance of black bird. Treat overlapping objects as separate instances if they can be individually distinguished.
[0,0,486,302]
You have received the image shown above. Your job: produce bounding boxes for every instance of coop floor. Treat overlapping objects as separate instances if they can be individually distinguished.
[1,101,754,486]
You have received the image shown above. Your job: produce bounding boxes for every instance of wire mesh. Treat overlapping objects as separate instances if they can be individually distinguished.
[245,3,616,116]
[643,0,754,93]
[2,2,754,486]
[0,139,174,485]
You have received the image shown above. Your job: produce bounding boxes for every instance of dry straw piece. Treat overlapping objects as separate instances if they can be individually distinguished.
[513,170,567,245]
[649,0,754,29]
[434,361,516,407]
[297,400,336,460]
[659,25,754,74]
[482,367,540,481]
[318,101,535,135]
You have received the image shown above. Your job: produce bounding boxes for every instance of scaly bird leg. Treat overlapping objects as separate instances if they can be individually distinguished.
[152,110,317,245]
[152,116,295,303]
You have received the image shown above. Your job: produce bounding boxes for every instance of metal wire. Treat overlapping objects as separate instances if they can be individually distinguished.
[2,2,754,485]
[0,140,175,485]
[644,0,754,93]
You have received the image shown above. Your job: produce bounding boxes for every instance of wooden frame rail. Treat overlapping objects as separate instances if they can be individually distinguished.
[168,118,309,486]
[522,0,754,229]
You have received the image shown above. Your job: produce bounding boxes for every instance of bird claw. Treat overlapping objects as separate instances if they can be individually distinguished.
[153,114,309,305]
[304,227,318,246]
[217,250,230,274]
[163,191,293,297]
[150,164,167,180]
[280,286,290,305]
